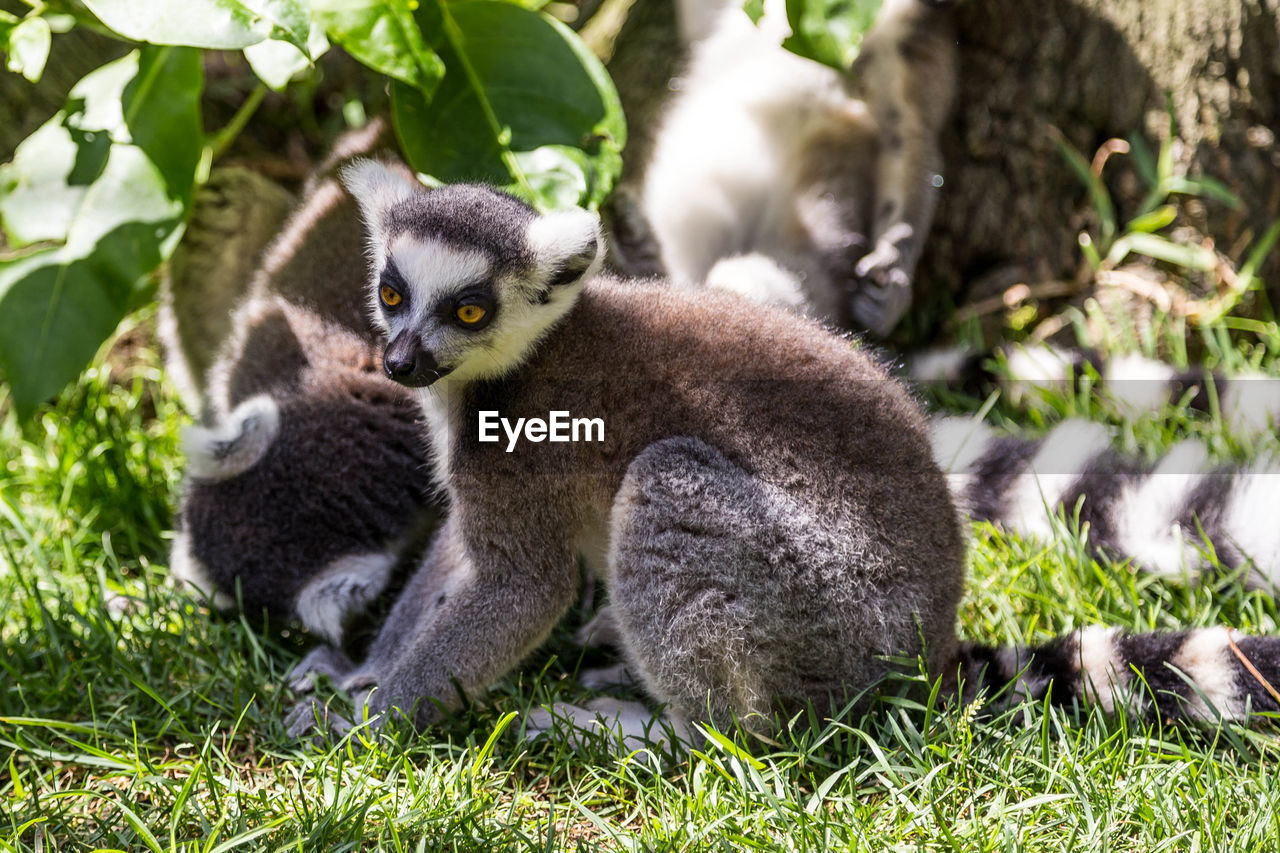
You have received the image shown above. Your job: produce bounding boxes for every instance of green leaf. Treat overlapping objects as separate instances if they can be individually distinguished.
[0,47,203,244]
[743,0,765,24]
[1240,219,1280,282]
[1126,133,1157,186]
[120,47,205,202]
[1124,204,1177,235]
[1118,232,1217,272]
[49,792,163,853]
[698,725,767,771]
[1164,175,1242,210]
[1195,218,1280,325]
[244,20,330,90]
[392,0,625,210]
[313,0,443,98]
[1054,131,1116,250]
[81,0,310,50]
[0,47,199,417]
[4,15,51,82]
[0,117,90,247]
[782,0,882,71]
[513,145,589,211]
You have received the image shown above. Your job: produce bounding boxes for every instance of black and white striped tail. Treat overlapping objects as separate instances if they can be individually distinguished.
[958,627,1280,723]
[910,343,1280,436]
[933,416,1280,587]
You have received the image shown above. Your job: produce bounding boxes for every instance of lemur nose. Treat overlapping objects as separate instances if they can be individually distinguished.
[382,334,439,386]
[383,354,418,381]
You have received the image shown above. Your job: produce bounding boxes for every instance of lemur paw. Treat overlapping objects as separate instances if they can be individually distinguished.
[850,248,912,336]
[284,695,357,739]
[523,698,692,756]
[287,645,356,693]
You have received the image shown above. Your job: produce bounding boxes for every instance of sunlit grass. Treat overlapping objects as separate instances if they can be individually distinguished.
[5,314,1280,851]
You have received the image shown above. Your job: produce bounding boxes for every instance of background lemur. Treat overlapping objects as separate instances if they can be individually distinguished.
[634,0,1280,594]
[631,0,957,336]
[286,166,1280,741]
[165,124,440,645]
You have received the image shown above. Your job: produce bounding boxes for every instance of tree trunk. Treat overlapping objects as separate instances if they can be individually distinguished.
[917,0,1280,336]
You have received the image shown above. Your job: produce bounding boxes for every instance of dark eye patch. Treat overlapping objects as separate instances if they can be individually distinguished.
[379,262,411,310]
[436,282,496,331]
[547,265,583,287]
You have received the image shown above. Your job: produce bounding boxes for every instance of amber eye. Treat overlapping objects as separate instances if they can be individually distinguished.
[456,304,486,324]
[380,285,403,308]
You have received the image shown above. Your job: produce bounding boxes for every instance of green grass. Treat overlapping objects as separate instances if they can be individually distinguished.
[5,320,1280,852]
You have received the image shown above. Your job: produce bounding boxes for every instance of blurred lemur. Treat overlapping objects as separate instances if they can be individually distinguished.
[629,0,958,336]
[283,164,1280,743]
[164,123,440,646]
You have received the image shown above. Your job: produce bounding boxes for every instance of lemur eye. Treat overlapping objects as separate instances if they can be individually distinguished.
[456,304,487,325]
[380,285,403,308]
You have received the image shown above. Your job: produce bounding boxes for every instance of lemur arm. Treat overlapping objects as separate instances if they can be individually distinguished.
[352,515,580,728]
[848,0,958,335]
[849,126,945,335]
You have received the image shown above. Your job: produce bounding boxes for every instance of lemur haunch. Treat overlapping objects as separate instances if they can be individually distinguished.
[286,166,1280,739]
[637,0,957,336]
[167,125,439,645]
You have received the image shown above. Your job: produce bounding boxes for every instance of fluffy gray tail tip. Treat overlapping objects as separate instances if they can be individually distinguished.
[958,626,1280,724]
[181,395,281,481]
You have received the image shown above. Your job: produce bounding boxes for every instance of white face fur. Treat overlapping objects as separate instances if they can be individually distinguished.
[342,160,604,389]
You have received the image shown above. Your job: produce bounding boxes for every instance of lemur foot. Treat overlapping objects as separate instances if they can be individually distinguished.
[573,604,622,649]
[284,695,357,739]
[284,679,385,739]
[286,645,356,693]
[523,697,693,755]
[850,245,912,336]
[577,662,638,690]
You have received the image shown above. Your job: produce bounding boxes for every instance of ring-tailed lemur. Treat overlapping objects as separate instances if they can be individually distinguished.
[285,166,1280,743]
[166,125,441,646]
[633,0,957,336]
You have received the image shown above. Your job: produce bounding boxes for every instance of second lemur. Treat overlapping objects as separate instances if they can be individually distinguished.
[167,126,439,645]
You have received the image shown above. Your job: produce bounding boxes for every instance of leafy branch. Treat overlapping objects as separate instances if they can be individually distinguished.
[0,0,625,418]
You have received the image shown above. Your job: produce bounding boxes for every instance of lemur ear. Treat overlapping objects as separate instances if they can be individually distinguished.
[341,159,419,229]
[526,208,603,287]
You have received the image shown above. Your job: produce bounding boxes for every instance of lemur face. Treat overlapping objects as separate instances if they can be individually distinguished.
[342,161,603,387]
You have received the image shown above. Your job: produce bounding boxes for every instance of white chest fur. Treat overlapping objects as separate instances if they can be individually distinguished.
[416,382,461,497]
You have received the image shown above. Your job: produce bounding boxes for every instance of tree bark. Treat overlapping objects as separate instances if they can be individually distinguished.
[918,0,1280,336]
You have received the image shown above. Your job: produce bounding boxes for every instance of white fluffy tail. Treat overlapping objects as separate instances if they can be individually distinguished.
[182,395,281,481]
